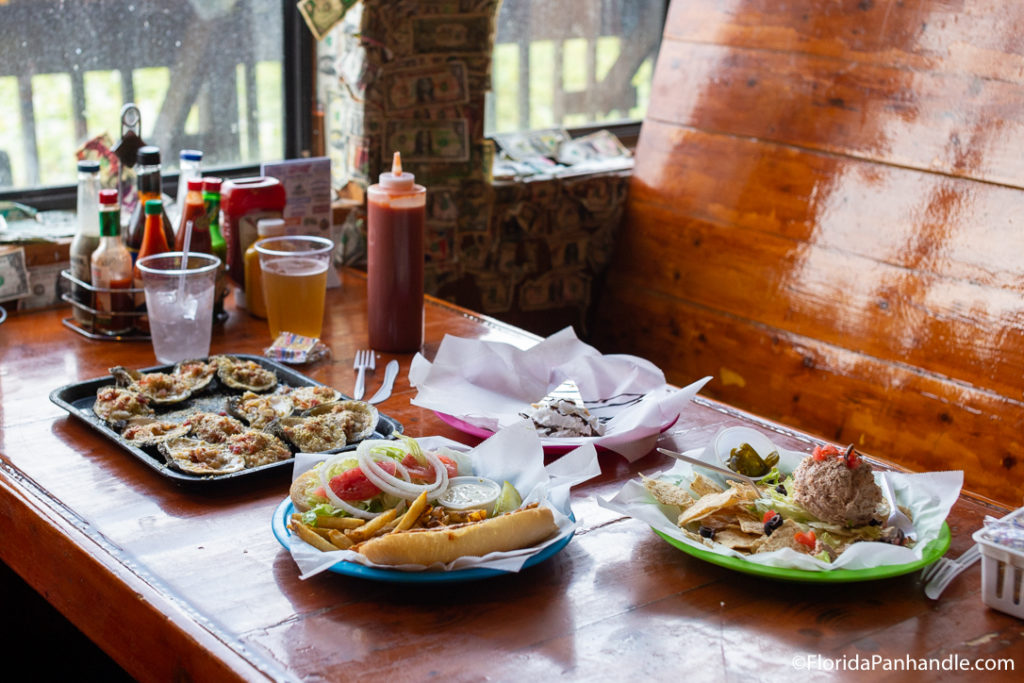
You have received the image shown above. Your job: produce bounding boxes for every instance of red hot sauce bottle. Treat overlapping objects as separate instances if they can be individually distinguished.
[367,152,426,352]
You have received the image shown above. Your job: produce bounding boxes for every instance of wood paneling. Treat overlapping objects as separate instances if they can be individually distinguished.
[594,0,1024,504]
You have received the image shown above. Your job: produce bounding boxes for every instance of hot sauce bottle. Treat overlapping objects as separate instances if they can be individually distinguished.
[174,178,212,255]
[90,189,133,335]
[133,199,171,333]
[367,152,426,352]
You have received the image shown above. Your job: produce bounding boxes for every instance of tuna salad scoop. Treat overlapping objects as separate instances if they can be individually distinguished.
[792,445,885,526]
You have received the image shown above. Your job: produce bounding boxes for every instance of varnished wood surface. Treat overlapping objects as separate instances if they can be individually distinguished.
[0,268,1020,681]
[593,0,1024,505]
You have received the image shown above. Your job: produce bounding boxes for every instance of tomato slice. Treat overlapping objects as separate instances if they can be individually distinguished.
[399,454,459,483]
[794,530,816,549]
[328,461,397,501]
[812,444,841,461]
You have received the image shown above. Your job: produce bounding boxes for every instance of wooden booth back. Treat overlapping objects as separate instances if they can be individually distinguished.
[592,0,1024,506]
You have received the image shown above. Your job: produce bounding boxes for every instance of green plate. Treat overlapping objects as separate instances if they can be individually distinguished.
[653,522,951,583]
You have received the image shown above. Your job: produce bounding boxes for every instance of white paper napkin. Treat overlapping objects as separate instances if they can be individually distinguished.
[408,326,711,460]
[598,439,964,572]
[285,421,601,579]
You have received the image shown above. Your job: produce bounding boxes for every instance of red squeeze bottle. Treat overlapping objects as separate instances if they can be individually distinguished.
[367,152,426,352]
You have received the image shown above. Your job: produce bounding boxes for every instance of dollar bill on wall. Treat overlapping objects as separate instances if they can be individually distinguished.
[412,14,494,54]
[0,246,30,302]
[383,60,469,113]
[298,0,358,41]
[383,119,470,163]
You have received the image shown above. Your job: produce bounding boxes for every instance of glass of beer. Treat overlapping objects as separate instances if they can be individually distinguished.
[255,235,334,339]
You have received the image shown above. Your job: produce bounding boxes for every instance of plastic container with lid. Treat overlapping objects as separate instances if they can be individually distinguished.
[972,506,1024,619]
[367,152,426,352]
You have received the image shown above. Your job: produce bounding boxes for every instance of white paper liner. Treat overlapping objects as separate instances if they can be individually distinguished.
[408,326,711,460]
[286,421,601,579]
[598,437,963,571]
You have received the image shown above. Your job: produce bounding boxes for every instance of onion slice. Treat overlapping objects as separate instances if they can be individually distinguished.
[357,444,450,502]
[318,453,377,520]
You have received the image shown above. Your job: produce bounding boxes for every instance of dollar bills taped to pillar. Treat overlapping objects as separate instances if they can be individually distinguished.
[0,246,30,302]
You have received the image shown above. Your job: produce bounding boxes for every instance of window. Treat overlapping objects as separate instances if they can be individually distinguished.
[486,0,667,135]
[0,0,310,207]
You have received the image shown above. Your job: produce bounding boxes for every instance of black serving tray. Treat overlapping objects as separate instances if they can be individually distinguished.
[49,354,403,486]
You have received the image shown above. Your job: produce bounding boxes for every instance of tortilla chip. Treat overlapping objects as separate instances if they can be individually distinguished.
[713,528,763,551]
[738,517,767,535]
[690,473,724,497]
[641,475,695,509]
[678,488,743,526]
[753,519,811,554]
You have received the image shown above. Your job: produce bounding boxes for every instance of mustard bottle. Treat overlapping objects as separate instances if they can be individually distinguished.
[243,218,287,318]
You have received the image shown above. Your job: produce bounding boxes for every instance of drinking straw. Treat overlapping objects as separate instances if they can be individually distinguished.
[177,218,193,299]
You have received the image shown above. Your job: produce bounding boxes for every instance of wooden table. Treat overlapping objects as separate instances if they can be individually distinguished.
[1,269,1020,681]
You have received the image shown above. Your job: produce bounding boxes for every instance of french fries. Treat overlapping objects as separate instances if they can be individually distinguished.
[289,495,494,553]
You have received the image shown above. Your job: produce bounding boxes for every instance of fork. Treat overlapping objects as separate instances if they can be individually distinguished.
[352,349,375,400]
[922,543,982,599]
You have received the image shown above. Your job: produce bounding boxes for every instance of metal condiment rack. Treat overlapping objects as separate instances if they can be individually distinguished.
[59,269,150,341]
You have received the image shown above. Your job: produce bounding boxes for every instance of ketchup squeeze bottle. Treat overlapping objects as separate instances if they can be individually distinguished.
[367,152,426,352]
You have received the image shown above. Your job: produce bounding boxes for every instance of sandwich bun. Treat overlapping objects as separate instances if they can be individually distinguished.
[290,469,328,512]
[354,505,558,566]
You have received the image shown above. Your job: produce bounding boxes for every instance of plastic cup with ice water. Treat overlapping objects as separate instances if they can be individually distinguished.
[136,252,220,363]
[255,235,334,339]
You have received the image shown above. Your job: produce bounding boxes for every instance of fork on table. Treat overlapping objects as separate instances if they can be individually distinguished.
[352,349,375,400]
[921,543,982,599]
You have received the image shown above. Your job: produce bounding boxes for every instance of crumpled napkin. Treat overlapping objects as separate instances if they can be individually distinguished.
[286,421,601,579]
[408,326,711,460]
[598,437,964,571]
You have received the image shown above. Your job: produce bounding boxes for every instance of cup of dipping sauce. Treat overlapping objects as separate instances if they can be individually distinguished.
[438,476,502,515]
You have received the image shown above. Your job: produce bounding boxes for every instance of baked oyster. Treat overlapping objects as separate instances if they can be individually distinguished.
[172,358,217,394]
[305,400,379,444]
[158,437,245,475]
[282,384,342,412]
[211,355,277,393]
[93,386,155,423]
[227,391,295,429]
[118,417,191,447]
[183,412,246,444]
[225,429,292,468]
[268,413,350,453]
[110,366,193,405]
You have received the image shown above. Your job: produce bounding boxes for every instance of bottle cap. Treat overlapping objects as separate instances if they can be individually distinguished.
[203,177,222,192]
[144,199,163,215]
[378,151,415,190]
[179,149,203,162]
[187,177,204,191]
[256,218,287,238]
[98,189,118,205]
[77,159,100,173]
[138,146,161,166]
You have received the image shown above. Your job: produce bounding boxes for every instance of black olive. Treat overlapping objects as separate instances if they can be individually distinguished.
[698,525,715,540]
[868,518,881,526]
[763,512,783,536]
[775,484,787,495]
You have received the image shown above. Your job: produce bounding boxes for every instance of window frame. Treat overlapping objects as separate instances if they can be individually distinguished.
[0,1,313,212]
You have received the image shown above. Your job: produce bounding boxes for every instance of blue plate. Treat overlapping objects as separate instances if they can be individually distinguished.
[272,498,574,583]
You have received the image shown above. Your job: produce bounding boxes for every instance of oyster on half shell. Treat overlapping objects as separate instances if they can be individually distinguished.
[282,384,343,412]
[227,391,295,429]
[183,412,246,444]
[225,429,293,468]
[158,437,245,475]
[211,356,277,393]
[304,400,379,444]
[119,417,191,447]
[173,358,217,394]
[110,366,193,405]
[268,414,350,453]
[93,385,155,423]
